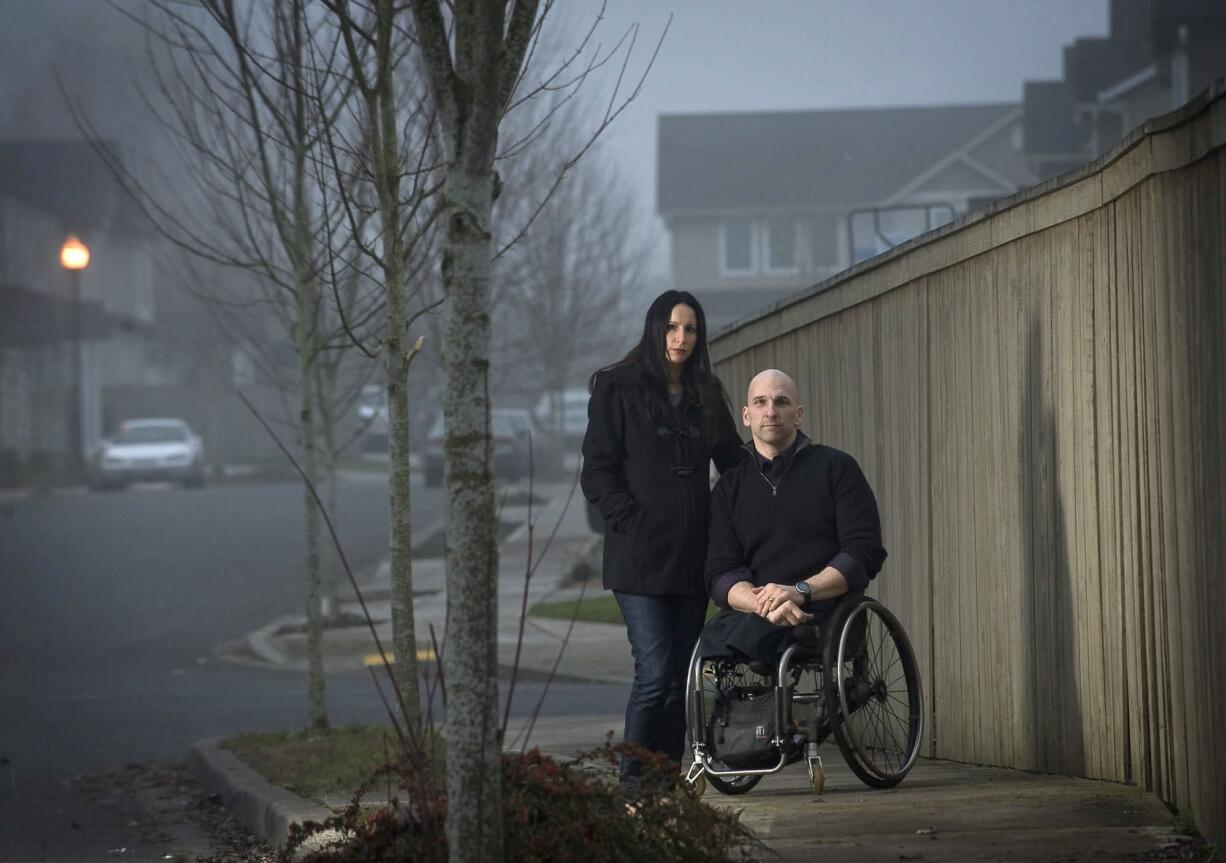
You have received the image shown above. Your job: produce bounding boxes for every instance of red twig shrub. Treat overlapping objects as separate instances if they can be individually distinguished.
[283,742,759,863]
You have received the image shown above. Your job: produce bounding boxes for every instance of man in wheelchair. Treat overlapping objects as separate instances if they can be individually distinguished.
[702,368,886,661]
[687,369,923,795]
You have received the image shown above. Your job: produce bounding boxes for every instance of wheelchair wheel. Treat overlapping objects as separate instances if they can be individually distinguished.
[684,641,765,796]
[824,597,923,788]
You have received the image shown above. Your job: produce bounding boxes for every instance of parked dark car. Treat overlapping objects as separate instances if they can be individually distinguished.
[423,408,532,487]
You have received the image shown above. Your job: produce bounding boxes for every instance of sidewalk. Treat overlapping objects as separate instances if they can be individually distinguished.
[198,480,1214,862]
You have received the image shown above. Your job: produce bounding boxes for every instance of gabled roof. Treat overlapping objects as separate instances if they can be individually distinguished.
[0,140,149,237]
[657,103,1028,215]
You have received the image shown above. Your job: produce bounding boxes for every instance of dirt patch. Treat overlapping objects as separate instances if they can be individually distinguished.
[62,760,274,862]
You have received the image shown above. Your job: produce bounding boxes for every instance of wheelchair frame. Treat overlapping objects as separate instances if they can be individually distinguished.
[685,594,924,796]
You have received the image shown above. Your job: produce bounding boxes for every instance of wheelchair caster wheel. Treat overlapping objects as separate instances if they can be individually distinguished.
[690,772,707,798]
[684,761,707,797]
[807,755,825,796]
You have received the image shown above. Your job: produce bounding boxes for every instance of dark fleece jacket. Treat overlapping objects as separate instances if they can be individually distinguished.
[705,432,887,607]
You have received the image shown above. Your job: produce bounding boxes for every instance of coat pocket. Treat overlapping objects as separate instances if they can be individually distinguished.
[626,482,679,570]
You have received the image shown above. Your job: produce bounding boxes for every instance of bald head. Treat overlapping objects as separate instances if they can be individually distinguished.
[746,369,799,404]
[743,369,804,457]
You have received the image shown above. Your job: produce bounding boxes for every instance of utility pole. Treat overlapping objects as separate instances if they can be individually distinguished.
[60,235,90,481]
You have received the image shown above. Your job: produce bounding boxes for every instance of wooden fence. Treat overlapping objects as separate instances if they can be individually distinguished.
[711,79,1225,850]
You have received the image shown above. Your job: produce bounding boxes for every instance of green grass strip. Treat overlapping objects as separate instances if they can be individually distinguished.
[528,594,719,625]
[221,724,424,800]
[529,594,624,625]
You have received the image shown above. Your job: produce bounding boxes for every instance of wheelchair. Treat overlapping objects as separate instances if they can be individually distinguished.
[684,593,923,796]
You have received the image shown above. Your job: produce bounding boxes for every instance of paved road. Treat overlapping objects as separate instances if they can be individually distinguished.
[0,476,628,860]
[2,475,405,672]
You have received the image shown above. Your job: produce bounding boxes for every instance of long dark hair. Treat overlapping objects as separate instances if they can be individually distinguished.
[590,290,731,437]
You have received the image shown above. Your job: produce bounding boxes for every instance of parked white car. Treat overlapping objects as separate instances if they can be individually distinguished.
[93,418,206,489]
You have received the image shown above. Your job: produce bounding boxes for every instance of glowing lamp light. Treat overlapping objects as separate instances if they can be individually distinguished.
[60,236,90,271]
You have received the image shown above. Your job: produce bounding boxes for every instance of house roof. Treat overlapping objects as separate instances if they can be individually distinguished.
[0,139,149,237]
[657,103,1029,215]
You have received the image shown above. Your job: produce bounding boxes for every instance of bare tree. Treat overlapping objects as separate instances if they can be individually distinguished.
[405,5,541,858]
[311,240,384,615]
[316,0,445,737]
[72,0,377,730]
[405,3,664,859]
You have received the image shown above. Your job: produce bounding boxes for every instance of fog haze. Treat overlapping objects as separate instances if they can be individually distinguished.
[2,1,1110,277]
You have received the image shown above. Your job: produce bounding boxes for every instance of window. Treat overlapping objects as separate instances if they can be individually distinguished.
[763,217,797,273]
[720,217,755,274]
[720,216,800,276]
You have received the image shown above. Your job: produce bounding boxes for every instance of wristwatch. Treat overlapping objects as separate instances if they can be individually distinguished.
[794,581,811,601]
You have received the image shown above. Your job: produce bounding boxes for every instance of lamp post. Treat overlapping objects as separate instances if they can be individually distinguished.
[60,235,90,480]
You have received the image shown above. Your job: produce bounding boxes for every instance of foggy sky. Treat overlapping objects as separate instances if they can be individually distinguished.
[1,1,1110,277]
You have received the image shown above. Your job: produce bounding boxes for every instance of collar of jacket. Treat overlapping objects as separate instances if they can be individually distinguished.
[743,429,810,467]
[612,362,707,411]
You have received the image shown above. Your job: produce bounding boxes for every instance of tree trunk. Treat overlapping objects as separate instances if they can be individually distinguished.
[368,2,422,729]
[316,362,343,618]
[441,168,502,863]
[406,2,541,858]
[295,276,328,733]
[384,257,420,729]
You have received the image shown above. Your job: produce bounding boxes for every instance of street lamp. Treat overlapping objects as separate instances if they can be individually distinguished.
[60,235,90,480]
[60,236,90,271]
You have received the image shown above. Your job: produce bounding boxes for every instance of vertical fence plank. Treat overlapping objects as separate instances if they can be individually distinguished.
[875,282,933,755]
[1073,210,1107,780]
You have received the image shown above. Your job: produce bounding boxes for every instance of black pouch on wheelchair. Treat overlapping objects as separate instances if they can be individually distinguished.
[705,685,780,769]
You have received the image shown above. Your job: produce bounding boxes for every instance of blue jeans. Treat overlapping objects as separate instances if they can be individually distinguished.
[613,591,708,793]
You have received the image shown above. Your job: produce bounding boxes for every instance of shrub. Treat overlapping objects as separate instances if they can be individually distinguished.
[283,741,758,863]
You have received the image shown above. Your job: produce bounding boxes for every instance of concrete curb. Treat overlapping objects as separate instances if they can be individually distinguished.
[191,736,339,852]
[190,716,626,855]
[245,614,298,666]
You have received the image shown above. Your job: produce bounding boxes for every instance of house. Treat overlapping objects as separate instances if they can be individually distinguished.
[0,140,158,480]
[1023,0,1226,180]
[657,103,1036,330]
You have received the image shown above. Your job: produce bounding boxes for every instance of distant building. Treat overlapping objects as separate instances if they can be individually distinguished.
[1023,0,1226,180]
[0,140,160,479]
[657,104,1036,329]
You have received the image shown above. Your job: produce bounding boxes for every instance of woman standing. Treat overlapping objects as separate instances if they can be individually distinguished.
[581,290,745,798]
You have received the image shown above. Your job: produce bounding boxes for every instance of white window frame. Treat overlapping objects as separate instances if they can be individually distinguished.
[762,216,799,275]
[718,217,758,277]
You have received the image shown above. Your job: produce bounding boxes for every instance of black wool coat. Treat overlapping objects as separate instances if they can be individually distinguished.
[580,364,745,596]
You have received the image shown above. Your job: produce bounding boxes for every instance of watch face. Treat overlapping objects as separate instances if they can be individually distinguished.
[796,582,810,595]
